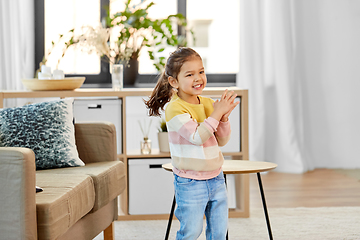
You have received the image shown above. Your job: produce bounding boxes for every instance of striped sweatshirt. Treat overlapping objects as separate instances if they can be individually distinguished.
[165,94,231,180]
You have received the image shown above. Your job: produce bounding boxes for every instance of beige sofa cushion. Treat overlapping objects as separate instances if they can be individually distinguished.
[35,173,95,240]
[40,161,126,211]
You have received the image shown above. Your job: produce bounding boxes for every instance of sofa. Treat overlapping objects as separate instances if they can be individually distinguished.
[0,122,126,240]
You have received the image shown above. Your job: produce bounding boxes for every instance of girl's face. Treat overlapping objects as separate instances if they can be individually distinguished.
[169,57,207,104]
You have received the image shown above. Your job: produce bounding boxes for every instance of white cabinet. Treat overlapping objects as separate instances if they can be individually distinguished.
[128,157,237,214]
[128,158,174,215]
[0,88,249,219]
[73,98,122,154]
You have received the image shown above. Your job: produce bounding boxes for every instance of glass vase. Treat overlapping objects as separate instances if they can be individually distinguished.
[111,64,123,91]
[141,138,152,154]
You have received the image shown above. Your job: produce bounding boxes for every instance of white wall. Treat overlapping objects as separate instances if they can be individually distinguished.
[293,0,360,168]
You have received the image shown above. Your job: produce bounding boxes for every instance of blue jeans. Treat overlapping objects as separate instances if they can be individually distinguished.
[174,172,228,240]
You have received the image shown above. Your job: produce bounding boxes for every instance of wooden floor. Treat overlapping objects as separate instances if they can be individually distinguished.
[249,168,360,209]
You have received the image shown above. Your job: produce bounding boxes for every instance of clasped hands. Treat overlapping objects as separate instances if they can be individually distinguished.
[211,89,239,122]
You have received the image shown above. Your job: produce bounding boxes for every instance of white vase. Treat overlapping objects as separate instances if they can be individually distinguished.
[158,132,170,152]
[111,64,123,90]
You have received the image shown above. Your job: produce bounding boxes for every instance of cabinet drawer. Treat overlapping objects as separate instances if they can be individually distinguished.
[73,98,122,154]
[128,158,173,215]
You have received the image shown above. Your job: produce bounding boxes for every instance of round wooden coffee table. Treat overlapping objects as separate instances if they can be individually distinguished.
[162,160,277,240]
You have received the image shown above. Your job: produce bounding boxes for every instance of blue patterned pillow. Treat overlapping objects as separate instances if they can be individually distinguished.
[0,98,84,170]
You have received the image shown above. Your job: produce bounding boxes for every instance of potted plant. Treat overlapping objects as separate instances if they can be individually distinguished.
[37,0,195,85]
[158,118,169,152]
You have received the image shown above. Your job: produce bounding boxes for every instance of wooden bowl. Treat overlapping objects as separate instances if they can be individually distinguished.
[21,77,85,91]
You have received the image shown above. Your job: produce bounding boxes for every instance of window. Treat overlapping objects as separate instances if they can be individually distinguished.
[187,0,240,74]
[35,0,238,86]
[44,0,101,75]
[35,0,110,85]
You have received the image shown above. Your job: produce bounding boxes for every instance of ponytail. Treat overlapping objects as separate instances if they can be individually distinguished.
[145,72,174,117]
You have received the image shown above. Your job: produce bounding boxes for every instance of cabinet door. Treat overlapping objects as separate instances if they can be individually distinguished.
[128,158,174,215]
[73,98,122,154]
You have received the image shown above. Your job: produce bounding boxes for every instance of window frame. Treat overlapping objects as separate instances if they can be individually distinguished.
[34,0,236,87]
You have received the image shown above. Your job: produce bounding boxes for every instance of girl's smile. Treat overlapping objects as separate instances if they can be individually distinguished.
[193,84,203,90]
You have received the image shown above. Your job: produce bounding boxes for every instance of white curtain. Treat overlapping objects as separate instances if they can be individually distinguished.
[238,0,311,173]
[0,0,34,107]
[238,0,360,172]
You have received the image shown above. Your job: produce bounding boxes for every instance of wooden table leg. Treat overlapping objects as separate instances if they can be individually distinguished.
[257,172,273,240]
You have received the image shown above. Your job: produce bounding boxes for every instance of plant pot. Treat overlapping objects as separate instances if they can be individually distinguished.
[158,132,170,152]
[123,59,139,87]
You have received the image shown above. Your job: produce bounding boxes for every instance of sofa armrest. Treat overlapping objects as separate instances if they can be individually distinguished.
[0,147,37,240]
[75,122,118,164]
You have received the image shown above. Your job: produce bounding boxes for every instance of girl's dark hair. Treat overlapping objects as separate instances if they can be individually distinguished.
[145,47,201,116]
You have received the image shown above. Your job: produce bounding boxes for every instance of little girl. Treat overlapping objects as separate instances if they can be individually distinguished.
[145,47,238,240]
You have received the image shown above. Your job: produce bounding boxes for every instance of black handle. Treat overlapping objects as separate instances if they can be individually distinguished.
[149,164,163,169]
[88,104,102,109]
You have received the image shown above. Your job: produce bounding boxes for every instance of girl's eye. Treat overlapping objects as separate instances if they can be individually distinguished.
[186,74,193,77]
[200,71,205,74]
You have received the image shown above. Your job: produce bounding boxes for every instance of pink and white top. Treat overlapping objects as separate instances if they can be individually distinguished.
[165,94,231,180]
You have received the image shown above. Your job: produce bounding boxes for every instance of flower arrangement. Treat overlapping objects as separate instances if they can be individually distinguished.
[36,0,195,76]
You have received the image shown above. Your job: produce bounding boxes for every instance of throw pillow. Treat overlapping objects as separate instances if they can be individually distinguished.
[0,98,85,170]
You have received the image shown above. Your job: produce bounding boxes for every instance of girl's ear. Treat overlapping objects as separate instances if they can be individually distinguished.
[168,76,179,89]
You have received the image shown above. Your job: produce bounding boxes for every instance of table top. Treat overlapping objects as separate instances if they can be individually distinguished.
[162,160,277,174]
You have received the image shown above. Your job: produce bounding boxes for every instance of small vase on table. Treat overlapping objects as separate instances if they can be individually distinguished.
[111,64,123,90]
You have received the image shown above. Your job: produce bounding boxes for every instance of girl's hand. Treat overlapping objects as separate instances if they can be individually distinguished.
[220,103,238,122]
[211,90,239,121]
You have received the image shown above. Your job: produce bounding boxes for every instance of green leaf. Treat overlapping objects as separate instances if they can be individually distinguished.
[148,51,154,60]
[145,2,155,10]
